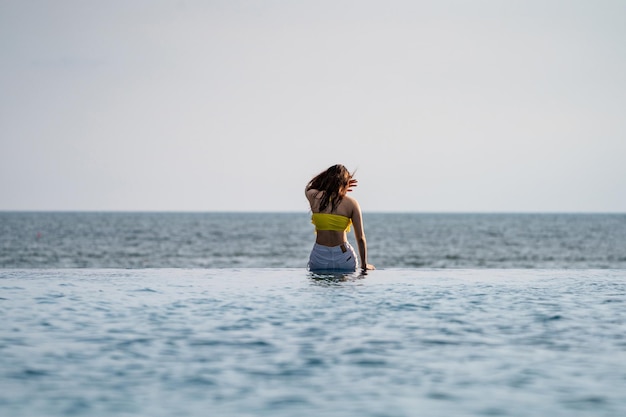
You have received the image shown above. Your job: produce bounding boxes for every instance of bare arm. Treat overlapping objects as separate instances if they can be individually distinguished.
[305,188,320,211]
[349,198,375,271]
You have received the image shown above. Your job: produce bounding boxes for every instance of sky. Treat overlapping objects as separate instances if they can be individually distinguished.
[1,0,625,212]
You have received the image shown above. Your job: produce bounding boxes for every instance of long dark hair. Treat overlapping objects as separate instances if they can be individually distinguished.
[306,164,353,212]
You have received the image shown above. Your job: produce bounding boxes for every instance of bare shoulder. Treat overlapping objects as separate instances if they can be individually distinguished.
[341,195,361,216]
[342,195,360,207]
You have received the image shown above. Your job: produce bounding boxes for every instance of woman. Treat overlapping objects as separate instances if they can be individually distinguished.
[305,164,375,273]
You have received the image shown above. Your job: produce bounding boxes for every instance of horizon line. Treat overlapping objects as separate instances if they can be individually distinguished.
[1,209,625,215]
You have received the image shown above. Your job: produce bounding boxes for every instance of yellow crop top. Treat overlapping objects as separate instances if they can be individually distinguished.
[311,213,352,232]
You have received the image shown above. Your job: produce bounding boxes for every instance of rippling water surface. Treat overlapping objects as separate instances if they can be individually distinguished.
[1,269,625,416]
[2,212,626,268]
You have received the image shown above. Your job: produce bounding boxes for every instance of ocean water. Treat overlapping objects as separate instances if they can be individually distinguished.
[1,213,625,416]
[1,268,625,416]
[1,212,626,268]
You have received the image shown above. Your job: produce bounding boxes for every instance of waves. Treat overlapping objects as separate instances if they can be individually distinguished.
[1,212,625,269]
[1,269,625,416]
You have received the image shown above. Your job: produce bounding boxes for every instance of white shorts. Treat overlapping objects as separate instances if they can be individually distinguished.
[308,242,358,272]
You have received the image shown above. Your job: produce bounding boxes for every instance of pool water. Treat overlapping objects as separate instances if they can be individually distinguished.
[1,268,625,416]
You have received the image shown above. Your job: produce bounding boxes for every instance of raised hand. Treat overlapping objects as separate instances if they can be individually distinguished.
[346,178,358,192]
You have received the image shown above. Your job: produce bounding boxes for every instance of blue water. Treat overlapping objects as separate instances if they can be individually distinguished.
[2,212,626,268]
[1,268,625,416]
[1,213,626,415]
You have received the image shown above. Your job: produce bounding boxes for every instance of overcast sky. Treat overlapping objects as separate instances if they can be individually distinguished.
[1,0,625,212]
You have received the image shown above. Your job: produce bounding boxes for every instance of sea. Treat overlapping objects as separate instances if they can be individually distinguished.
[1,212,625,416]
[2,212,626,269]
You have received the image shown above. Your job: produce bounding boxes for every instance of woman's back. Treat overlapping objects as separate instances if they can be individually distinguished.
[306,189,354,217]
